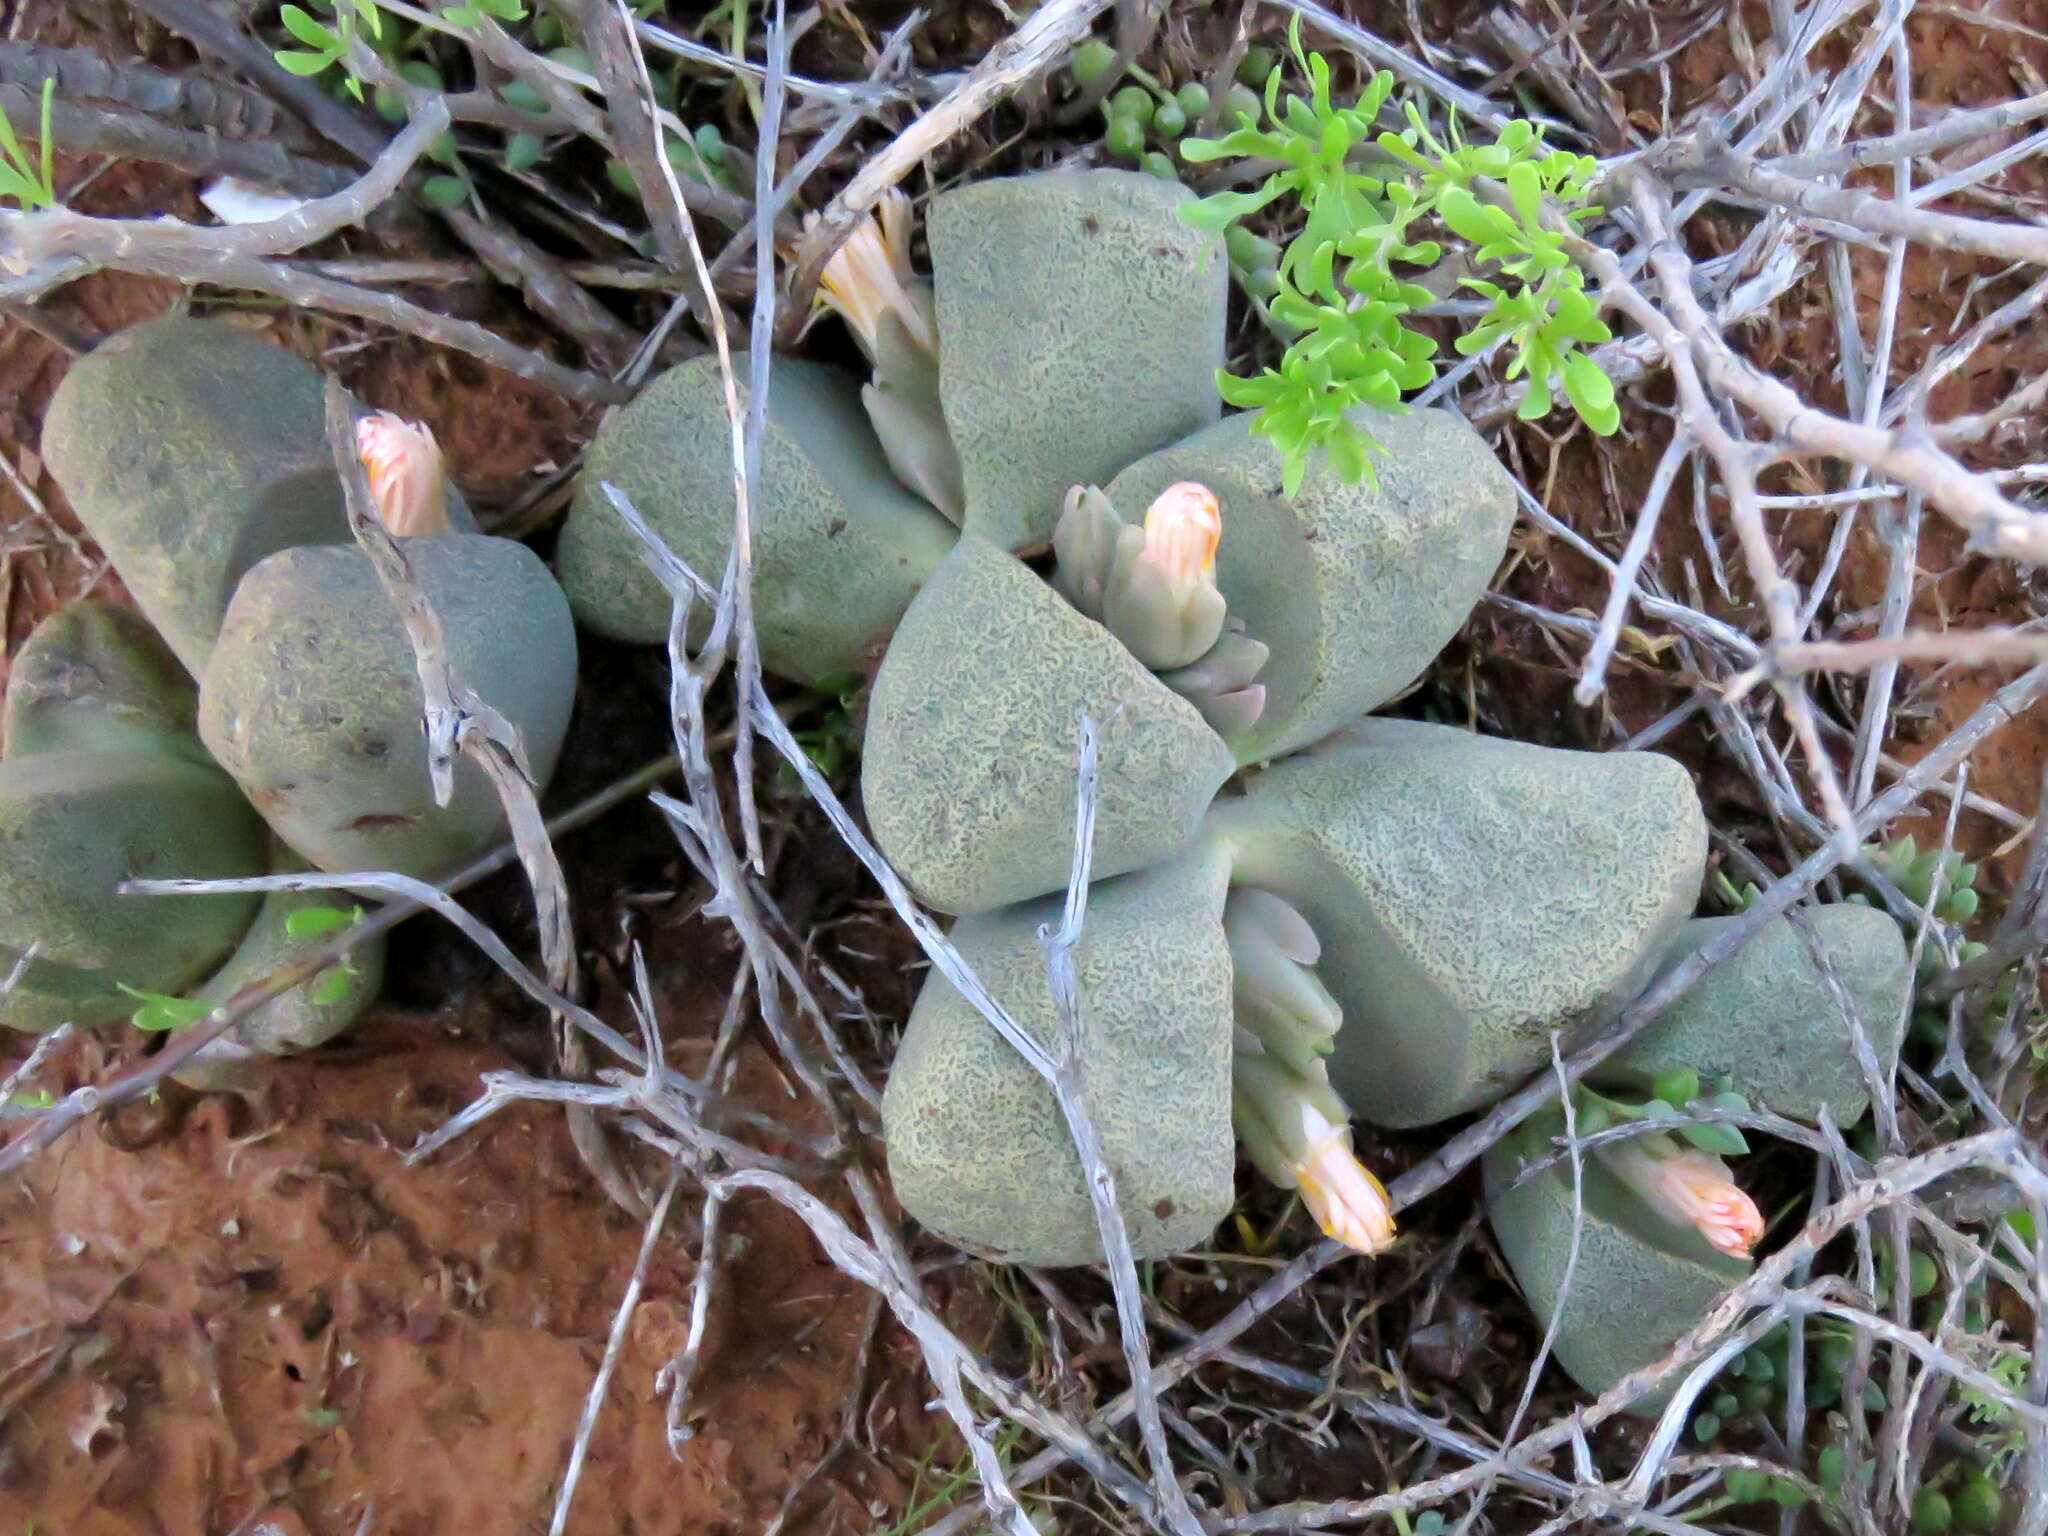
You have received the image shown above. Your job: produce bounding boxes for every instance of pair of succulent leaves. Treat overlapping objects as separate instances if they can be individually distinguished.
[13,314,576,1079]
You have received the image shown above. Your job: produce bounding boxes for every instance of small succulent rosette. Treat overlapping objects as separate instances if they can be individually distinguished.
[1480,899,1911,1404]
[0,603,383,1061]
[44,316,577,880]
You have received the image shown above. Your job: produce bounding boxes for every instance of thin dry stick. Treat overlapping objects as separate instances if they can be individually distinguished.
[0,100,449,298]
[1038,716,1200,1536]
[0,753,678,1174]
[549,1161,685,1536]
[782,0,1117,327]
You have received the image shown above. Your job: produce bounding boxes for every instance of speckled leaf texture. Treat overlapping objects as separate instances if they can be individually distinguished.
[931,169,1227,553]
[882,841,1236,1267]
[41,316,472,675]
[1215,719,1707,1128]
[862,535,1237,914]
[1603,906,1911,1125]
[554,354,957,684]
[200,536,576,879]
[1106,408,1516,764]
[1485,1109,1750,1410]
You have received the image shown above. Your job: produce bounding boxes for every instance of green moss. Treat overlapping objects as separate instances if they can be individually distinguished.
[199,534,576,879]
[863,536,1236,914]
[882,840,1236,1265]
[1601,906,1912,1125]
[930,170,1226,552]
[1214,720,1706,1127]
[1104,408,1516,763]
[554,354,957,685]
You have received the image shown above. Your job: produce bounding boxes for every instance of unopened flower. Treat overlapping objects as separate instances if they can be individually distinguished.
[1101,482,1228,670]
[1293,1103,1397,1254]
[1139,482,1222,591]
[1597,1134,1764,1259]
[1233,1049,1395,1257]
[814,189,936,360]
[354,413,447,538]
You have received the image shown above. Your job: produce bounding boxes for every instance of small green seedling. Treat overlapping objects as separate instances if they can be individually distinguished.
[1179,20,1615,493]
[0,77,56,212]
[120,984,214,1033]
[275,0,383,99]
[283,903,365,940]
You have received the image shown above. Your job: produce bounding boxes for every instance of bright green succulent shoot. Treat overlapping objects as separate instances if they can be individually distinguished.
[172,878,387,1093]
[1210,718,1707,1128]
[1177,21,1614,496]
[199,413,577,879]
[42,315,474,676]
[1603,906,1911,1126]
[1483,1104,1756,1408]
[0,603,268,1033]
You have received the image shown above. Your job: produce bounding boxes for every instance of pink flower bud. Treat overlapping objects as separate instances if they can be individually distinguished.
[1138,482,1222,591]
[354,412,447,537]
[1598,1135,1765,1259]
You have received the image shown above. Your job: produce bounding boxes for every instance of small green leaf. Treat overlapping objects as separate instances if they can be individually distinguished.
[279,4,339,48]
[421,173,468,208]
[275,48,338,76]
[1679,1121,1750,1157]
[284,904,361,940]
[502,131,546,173]
[308,967,353,1008]
[119,985,212,1032]
[1651,1067,1701,1107]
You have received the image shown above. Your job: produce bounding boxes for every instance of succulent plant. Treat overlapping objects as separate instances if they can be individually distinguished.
[1211,720,1708,1128]
[553,353,958,684]
[41,319,555,881]
[542,167,1728,1267]
[199,473,578,877]
[0,602,268,1032]
[1601,905,1912,1126]
[41,315,473,676]
[1484,1105,1756,1407]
